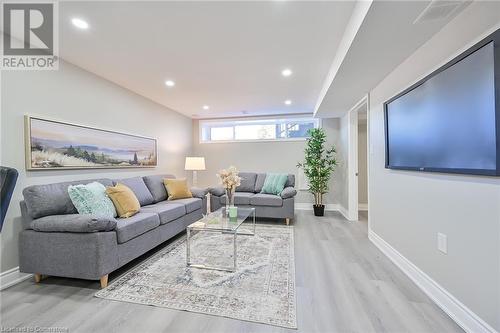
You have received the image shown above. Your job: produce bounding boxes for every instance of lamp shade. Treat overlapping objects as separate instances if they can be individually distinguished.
[185,157,206,171]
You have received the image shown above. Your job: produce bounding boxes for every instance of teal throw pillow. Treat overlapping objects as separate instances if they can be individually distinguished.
[260,173,288,195]
[68,182,117,218]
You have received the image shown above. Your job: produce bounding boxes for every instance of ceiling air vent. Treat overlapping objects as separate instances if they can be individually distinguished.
[414,0,468,24]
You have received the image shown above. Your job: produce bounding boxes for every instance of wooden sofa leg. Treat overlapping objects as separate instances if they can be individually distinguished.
[34,273,42,283]
[100,275,108,289]
[286,218,290,226]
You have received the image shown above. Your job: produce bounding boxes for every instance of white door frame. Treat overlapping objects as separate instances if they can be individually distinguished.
[346,94,369,221]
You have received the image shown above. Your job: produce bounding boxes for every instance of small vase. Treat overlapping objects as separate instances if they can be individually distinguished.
[225,187,235,210]
[228,206,238,222]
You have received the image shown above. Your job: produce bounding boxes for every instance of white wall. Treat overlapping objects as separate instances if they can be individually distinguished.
[0,61,193,273]
[192,118,345,208]
[369,3,500,331]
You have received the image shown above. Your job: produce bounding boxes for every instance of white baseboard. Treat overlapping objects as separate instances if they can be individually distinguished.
[295,203,340,211]
[294,202,313,210]
[368,229,498,333]
[295,203,351,220]
[0,267,32,291]
[338,205,350,220]
[358,203,368,211]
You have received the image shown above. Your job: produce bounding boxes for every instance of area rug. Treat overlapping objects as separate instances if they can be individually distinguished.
[95,224,297,329]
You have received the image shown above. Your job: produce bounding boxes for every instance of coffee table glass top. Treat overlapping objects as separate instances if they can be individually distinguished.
[188,207,255,232]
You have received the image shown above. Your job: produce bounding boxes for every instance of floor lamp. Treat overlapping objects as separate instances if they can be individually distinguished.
[185,157,206,187]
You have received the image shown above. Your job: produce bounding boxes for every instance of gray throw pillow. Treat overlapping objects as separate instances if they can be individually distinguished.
[235,172,257,192]
[114,177,154,206]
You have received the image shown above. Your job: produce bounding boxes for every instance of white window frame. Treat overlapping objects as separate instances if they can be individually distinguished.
[199,114,321,144]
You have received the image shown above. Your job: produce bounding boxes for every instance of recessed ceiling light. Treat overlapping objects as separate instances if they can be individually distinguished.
[202,105,210,110]
[284,100,292,105]
[71,18,89,30]
[281,68,292,77]
[165,80,175,87]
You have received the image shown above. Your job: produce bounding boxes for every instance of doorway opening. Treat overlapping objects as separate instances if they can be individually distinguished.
[357,106,368,223]
[346,95,369,223]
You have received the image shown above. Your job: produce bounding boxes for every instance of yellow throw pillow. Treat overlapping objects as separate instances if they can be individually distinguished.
[105,183,140,218]
[164,178,192,200]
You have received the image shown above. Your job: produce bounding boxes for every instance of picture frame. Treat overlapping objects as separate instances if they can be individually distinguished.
[25,115,158,170]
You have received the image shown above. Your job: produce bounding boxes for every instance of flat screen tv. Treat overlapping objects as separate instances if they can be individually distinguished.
[384,29,500,176]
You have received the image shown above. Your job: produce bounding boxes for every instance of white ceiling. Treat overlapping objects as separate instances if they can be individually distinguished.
[314,0,470,118]
[59,1,356,119]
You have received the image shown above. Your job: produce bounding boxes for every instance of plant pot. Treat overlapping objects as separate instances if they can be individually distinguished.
[313,204,325,217]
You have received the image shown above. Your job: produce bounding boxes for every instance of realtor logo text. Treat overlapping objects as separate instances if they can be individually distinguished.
[1,2,58,70]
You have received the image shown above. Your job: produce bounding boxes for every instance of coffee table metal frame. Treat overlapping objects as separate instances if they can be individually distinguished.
[186,207,256,272]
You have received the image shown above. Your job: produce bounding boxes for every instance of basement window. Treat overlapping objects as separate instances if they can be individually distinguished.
[199,116,320,143]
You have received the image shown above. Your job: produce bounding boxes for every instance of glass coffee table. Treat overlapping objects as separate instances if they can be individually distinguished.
[186,206,256,272]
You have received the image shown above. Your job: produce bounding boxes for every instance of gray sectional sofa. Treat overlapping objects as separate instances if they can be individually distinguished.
[19,174,207,288]
[209,172,297,225]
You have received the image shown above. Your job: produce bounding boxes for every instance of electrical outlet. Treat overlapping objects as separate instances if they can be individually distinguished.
[437,233,447,254]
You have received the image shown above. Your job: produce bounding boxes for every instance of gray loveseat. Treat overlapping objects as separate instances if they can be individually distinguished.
[19,174,207,288]
[209,172,297,225]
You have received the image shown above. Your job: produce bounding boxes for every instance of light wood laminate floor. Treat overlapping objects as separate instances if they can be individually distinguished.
[0,210,463,333]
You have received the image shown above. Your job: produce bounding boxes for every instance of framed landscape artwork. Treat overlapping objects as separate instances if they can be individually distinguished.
[25,116,157,170]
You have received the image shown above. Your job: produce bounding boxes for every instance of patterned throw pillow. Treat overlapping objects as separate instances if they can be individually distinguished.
[260,173,288,195]
[68,182,117,218]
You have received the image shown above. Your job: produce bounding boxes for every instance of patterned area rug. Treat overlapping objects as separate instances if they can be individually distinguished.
[95,224,297,329]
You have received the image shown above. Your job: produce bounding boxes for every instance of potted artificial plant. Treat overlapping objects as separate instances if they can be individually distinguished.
[297,128,337,216]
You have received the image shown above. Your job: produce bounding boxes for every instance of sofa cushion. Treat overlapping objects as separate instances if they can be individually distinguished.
[255,173,295,193]
[23,178,113,219]
[30,214,117,233]
[115,212,160,243]
[106,183,141,218]
[261,173,288,195]
[219,192,254,205]
[236,172,257,192]
[280,186,297,199]
[68,182,117,218]
[140,202,186,225]
[143,174,176,203]
[113,177,154,206]
[164,178,192,200]
[254,173,266,193]
[167,197,202,213]
[250,193,283,207]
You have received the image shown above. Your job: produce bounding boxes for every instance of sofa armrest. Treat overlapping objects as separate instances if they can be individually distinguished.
[191,187,209,199]
[20,200,33,230]
[30,214,117,233]
[209,186,225,197]
[280,187,297,199]
[19,229,119,280]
